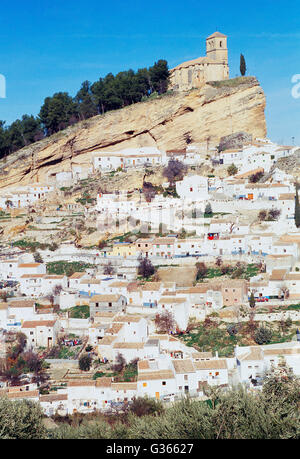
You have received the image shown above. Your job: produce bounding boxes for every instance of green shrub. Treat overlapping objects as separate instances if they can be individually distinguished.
[79,354,92,371]
[254,326,273,345]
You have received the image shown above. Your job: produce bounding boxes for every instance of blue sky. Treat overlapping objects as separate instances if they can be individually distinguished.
[0,0,299,144]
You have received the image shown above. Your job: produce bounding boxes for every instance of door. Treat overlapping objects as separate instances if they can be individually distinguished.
[155,392,160,399]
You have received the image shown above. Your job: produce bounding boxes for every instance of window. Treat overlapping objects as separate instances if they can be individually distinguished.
[162,381,166,386]
[143,382,147,387]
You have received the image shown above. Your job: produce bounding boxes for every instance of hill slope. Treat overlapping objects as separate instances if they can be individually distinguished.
[0,76,266,190]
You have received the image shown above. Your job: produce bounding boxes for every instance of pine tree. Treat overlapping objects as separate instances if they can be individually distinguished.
[240,54,246,76]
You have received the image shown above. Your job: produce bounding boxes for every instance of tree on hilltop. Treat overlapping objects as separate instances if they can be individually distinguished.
[240,54,246,76]
[39,92,78,135]
[75,80,98,120]
[149,60,170,94]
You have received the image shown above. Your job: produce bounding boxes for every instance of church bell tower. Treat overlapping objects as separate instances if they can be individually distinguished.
[206,31,228,64]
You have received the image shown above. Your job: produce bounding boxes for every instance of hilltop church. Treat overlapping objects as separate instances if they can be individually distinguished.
[169,31,229,91]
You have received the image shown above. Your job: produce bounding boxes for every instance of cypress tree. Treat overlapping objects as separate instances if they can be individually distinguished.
[295,187,300,228]
[240,54,246,76]
[249,291,256,308]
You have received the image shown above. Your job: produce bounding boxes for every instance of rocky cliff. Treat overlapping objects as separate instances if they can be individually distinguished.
[0,76,267,190]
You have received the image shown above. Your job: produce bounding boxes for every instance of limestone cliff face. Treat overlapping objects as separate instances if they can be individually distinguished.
[0,76,266,190]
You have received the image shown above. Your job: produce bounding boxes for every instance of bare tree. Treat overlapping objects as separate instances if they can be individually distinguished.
[195,262,208,281]
[215,256,222,267]
[279,284,289,300]
[268,208,281,221]
[112,352,126,373]
[154,310,176,333]
[53,284,63,297]
[103,261,115,276]
[138,257,155,279]
[162,159,187,185]
[143,182,156,202]
[46,294,55,307]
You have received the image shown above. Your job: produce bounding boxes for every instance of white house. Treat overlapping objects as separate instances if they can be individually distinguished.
[193,359,229,388]
[39,393,69,417]
[157,296,190,331]
[176,175,209,201]
[21,319,59,349]
[137,358,177,400]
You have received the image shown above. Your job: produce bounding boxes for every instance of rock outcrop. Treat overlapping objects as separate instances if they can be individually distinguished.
[0,76,267,190]
[218,131,253,152]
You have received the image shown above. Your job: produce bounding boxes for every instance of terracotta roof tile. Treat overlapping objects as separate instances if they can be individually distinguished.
[22,320,56,328]
[194,359,228,370]
[137,370,175,381]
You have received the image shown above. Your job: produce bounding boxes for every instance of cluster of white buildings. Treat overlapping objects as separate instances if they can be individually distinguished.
[1,136,300,416]
[0,184,54,210]
[91,145,207,173]
[2,337,300,416]
[214,139,296,174]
